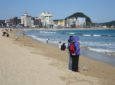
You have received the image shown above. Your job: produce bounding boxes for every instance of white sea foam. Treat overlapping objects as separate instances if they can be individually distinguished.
[69,32,75,35]
[80,41,112,47]
[83,34,101,37]
[83,34,91,36]
[93,34,101,37]
[28,35,47,43]
[28,35,66,46]
[29,35,114,53]
[88,47,115,53]
[40,31,56,34]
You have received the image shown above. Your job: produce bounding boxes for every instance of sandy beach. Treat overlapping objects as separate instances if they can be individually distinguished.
[0,28,115,85]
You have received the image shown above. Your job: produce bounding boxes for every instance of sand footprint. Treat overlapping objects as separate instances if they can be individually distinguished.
[60,76,98,85]
[70,81,93,85]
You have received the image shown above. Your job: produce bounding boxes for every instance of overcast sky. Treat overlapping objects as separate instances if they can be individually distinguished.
[0,0,115,23]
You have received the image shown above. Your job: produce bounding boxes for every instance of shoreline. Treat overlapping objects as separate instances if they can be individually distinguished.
[16,28,115,66]
[1,27,115,31]
[1,28,115,85]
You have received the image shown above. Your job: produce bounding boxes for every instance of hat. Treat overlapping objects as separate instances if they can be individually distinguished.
[74,36,79,42]
[68,36,74,42]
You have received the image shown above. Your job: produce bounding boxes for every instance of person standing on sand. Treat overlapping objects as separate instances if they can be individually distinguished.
[72,36,80,72]
[15,36,19,40]
[2,31,6,36]
[6,33,9,37]
[68,36,74,70]
[58,41,62,50]
[46,38,49,44]
[69,36,80,72]
[23,32,26,38]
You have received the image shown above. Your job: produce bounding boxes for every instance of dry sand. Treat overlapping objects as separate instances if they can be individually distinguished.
[0,28,115,85]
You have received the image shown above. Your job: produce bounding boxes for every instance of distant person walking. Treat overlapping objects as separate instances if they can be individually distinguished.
[23,32,26,38]
[46,38,49,44]
[6,33,9,37]
[68,36,80,72]
[15,36,19,40]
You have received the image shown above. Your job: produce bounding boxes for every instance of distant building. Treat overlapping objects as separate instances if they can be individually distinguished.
[65,17,86,28]
[65,18,77,28]
[70,18,77,28]
[53,20,58,27]
[65,18,71,28]
[102,25,107,28]
[13,17,18,25]
[76,17,86,28]
[4,17,18,27]
[58,19,65,27]
[40,12,54,28]
[9,17,18,27]
[31,17,42,28]
[5,20,9,27]
[0,20,5,27]
[21,12,32,27]
[54,19,65,28]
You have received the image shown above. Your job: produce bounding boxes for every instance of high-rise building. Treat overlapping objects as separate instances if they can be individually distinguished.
[13,17,18,25]
[40,12,54,28]
[21,12,32,27]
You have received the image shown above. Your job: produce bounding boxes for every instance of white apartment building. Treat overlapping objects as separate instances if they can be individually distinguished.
[40,12,54,28]
[21,12,32,27]
[65,18,77,28]
[76,17,86,28]
[65,17,86,28]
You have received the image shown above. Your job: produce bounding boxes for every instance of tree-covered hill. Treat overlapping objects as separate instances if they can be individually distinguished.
[94,21,115,27]
[101,21,115,26]
[65,12,92,26]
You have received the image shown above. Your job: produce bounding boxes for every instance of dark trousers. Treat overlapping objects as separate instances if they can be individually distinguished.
[72,55,79,72]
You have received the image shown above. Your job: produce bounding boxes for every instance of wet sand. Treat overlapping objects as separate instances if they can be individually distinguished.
[0,28,115,85]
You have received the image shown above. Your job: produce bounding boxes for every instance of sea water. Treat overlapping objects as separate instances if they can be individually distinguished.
[18,29,115,66]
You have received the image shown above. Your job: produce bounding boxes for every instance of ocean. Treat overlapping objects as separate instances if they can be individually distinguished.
[18,29,115,66]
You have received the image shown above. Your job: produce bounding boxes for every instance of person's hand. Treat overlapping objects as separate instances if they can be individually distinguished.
[72,53,76,56]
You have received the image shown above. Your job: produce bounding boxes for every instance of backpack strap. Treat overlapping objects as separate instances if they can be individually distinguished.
[69,43,76,56]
